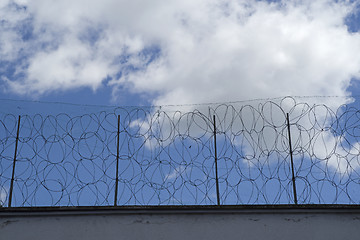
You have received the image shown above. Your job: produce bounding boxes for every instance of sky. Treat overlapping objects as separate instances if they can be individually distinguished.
[0,0,360,107]
[2,0,360,206]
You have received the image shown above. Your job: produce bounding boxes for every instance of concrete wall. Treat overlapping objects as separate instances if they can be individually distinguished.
[1,205,360,240]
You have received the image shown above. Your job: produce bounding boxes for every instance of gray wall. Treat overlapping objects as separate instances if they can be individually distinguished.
[1,206,360,240]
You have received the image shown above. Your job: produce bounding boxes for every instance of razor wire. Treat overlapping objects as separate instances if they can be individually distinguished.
[1,97,360,207]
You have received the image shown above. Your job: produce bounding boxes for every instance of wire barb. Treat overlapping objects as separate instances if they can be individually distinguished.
[0,97,359,207]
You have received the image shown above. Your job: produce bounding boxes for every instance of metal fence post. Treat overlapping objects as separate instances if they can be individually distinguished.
[286,113,298,205]
[213,115,220,206]
[114,115,120,206]
[8,115,21,207]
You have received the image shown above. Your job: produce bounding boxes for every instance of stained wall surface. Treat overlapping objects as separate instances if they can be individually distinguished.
[1,206,360,240]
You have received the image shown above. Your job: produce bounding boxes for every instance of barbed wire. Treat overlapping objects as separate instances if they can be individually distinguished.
[1,96,360,207]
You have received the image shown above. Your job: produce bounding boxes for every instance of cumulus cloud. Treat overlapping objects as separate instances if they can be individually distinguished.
[1,0,360,176]
[0,0,359,105]
[0,186,7,206]
[164,165,188,181]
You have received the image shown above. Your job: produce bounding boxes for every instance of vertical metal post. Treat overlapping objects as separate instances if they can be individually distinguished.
[114,115,120,206]
[286,113,298,205]
[8,115,21,207]
[213,115,220,206]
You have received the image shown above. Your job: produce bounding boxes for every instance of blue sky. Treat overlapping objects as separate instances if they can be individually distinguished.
[2,0,360,206]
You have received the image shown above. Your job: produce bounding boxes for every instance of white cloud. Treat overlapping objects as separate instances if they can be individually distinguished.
[0,186,7,206]
[0,0,359,105]
[0,1,30,61]
[1,0,360,176]
[7,36,116,94]
[164,165,188,181]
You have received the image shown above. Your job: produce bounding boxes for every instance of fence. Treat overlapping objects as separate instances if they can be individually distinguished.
[1,97,360,207]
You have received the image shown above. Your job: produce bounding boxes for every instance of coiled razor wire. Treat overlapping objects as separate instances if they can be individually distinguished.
[1,97,360,207]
